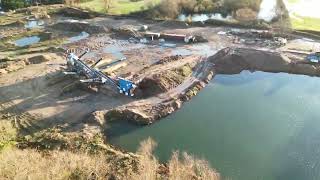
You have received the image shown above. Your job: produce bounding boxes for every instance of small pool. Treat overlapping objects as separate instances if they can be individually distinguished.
[15,36,40,47]
[171,44,217,57]
[25,20,45,29]
[178,13,233,22]
[103,41,145,60]
[67,31,90,43]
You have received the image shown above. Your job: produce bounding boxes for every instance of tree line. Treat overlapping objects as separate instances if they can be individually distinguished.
[1,0,64,10]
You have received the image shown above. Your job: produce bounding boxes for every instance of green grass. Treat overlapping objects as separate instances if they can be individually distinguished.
[0,120,17,151]
[78,0,160,15]
[291,14,320,32]
[287,0,299,3]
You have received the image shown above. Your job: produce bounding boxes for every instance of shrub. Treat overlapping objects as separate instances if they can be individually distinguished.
[1,0,27,10]
[223,0,262,12]
[0,137,220,179]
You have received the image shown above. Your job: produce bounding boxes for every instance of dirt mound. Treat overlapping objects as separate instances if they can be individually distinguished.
[26,54,52,64]
[104,108,151,125]
[0,60,26,74]
[51,21,108,34]
[99,79,210,125]
[209,47,291,74]
[159,21,189,29]
[156,55,183,65]
[135,64,193,97]
[235,8,257,22]
[57,7,98,19]
[0,54,57,75]
[210,47,320,76]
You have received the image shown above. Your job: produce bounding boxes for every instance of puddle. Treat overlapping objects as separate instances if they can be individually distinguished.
[171,44,217,57]
[161,43,177,48]
[62,19,89,24]
[67,31,90,43]
[25,20,45,29]
[171,48,192,56]
[191,44,217,57]
[104,45,127,60]
[15,36,40,47]
[178,13,233,22]
[103,41,145,60]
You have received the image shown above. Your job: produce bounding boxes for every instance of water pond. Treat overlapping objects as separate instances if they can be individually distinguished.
[109,71,320,180]
[15,36,40,47]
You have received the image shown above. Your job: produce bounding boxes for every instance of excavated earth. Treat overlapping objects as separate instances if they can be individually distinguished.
[0,5,319,144]
[94,47,320,126]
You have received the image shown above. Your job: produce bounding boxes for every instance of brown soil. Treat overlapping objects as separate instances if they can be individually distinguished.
[235,8,257,22]
[50,21,108,34]
[56,7,99,19]
[210,47,320,76]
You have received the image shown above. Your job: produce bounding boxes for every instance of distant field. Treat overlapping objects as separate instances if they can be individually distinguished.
[284,0,320,32]
[78,0,320,32]
[78,0,160,15]
[291,15,320,32]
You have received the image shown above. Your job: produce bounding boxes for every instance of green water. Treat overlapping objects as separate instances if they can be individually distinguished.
[108,71,320,180]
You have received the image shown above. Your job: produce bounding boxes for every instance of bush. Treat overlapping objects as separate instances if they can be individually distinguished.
[134,137,220,180]
[0,137,220,180]
[223,0,262,12]
[150,0,264,19]
[155,0,216,18]
[1,0,64,10]
[0,148,109,179]
[1,0,27,10]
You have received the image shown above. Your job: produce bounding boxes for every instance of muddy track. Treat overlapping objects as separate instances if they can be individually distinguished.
[0,99,42,136]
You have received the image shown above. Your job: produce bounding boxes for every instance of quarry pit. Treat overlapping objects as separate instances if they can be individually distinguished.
[0,5,320,142]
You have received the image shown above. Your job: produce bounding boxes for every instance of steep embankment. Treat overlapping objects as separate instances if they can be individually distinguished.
[210,47,320,76]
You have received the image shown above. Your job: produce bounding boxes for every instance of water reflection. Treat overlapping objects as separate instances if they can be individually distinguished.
[25,20,45,29]
[178,13,233,22]
[67,31,89,43]
[15,36,40,47]
[109,71,320,180]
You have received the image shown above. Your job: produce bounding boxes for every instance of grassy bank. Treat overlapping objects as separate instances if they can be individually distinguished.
[0,115,219,179]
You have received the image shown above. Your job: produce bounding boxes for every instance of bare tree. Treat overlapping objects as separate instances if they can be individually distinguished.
[103,0,111,13]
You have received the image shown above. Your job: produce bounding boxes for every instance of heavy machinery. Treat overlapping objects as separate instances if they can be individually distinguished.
[307,52,320,63]
[65,51,136,96]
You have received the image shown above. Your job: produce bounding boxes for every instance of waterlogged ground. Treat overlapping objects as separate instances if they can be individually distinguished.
[109,71,320,180]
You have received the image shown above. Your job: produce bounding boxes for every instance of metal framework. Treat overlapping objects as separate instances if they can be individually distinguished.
[65,52,136,96]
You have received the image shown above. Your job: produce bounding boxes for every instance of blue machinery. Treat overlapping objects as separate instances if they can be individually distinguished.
[65,52,136,96]
[307,52,320,63]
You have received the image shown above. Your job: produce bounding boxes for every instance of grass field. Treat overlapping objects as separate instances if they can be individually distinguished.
[291,15,320,32]
[78,0,160,15]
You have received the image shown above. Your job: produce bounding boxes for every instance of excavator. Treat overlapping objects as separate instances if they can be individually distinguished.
[65,51,136,96]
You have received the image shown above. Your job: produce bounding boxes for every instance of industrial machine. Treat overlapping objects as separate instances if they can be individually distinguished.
[65,51,136,96]
[307,52,320,63]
